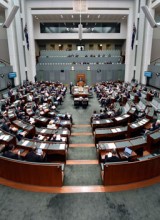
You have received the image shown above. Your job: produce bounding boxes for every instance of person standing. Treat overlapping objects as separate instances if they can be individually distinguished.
[70,82,73,94]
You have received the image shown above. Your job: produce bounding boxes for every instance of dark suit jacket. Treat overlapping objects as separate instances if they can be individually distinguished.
[3,151,18,160]
[25,151,43,162]
[1,123,10,132]
[105,155,121,163]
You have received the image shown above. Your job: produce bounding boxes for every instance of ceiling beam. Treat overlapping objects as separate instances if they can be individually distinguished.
[0,0,9,9]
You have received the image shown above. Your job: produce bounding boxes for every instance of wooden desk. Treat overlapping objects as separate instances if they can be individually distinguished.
[146,92,154,101]
[33,116,49,127]
[147,129,160,152]
[103,155,160,185]
[119,150,137,161]
[72,86,89,98]
[94,126,127,144]
[0,129,16,146]
[97,137,147,162]
[127,118,150,138]
[0,156,63,186]
[17,139,68,163]
[92,119,114,131]
[12,119,35,137]
[36,127,70,144]
[74,97,88,107]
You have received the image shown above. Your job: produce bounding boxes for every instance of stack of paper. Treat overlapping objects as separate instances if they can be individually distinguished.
[22,140,29,146]
[108,143,116,149]
[40,143,46,149]
[59,144,65,149]
[111,129,117,133]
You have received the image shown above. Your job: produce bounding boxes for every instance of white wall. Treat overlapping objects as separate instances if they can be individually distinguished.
[151,28,160,61]
[0,26,9,62]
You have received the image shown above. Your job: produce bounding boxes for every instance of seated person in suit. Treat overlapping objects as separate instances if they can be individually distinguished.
[50,134,62,142]
[137,109,146,118]
[2,144,20,160]
[1,120,11,133]
[25,147,44,162]
[105,149,121,163]
[143,120,160,137]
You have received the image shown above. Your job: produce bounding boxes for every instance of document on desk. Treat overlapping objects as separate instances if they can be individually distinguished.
[111,129,117,133]
[95,121,100,124]
[108,143,116,149]
[62,130,67,134]
[123,114,129,118]
[3,135,10,141]
[0,135,5,140]
[22,140,29,146]
[116,128,122,132]
[38,135,44,141]
[106,120,111,123]
[138,121,143,125]
[115,117,122,121]
[142,119,147,123]
[41,129,47,133]
[59,144,65,149]
[132,124,138,128]
[56,135,61,141]
[40,143,46,149]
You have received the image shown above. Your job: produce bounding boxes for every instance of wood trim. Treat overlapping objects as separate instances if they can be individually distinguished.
[66,160,99,165]
[1,175,160,193]
[70,143,95,147]
[71,132,92,136]
[72,124,90,127]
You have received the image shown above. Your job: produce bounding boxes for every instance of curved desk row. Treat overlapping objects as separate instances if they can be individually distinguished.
[103,155,160,185]
[94,118,150,143]
[92,113,130,131]
[17,138,68,163]
[0,156,63,187]
[97,136,147,162]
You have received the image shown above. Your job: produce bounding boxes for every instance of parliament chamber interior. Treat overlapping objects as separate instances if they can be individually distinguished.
[0,1,160,220]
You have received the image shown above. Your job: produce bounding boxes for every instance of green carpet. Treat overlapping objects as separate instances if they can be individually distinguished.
[72,127,92,133]
[59,92,100,124]
[67,147,98,160]
[70,135,93,144]
[63,164,102,186]
[0,184,160,220]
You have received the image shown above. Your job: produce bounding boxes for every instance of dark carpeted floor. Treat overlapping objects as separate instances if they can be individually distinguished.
[0,184,160,220]
[63,164,102,186]
[70,135,94,144]
[67,147,98,160]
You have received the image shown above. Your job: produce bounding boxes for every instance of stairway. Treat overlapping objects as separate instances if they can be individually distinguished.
[63,124,102,186]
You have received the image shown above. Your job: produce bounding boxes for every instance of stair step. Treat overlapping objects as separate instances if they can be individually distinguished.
[71,132,92,136]
[70,143,95,147]
[73,124,90,127]
[66,160,99,165]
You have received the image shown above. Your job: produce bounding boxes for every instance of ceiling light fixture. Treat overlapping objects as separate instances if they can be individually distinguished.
[78,0,83,41]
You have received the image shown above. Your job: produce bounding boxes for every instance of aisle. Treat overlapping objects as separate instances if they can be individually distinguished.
[64,125,102,186]
[58,89,102,186]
